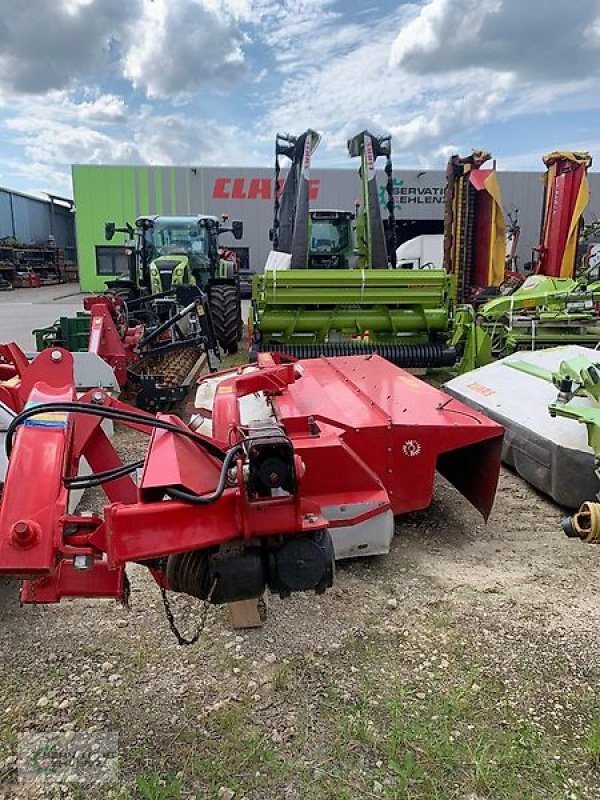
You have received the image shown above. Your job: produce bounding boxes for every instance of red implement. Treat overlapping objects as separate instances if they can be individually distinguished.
[83,296,143,386]
[0,351,503,615]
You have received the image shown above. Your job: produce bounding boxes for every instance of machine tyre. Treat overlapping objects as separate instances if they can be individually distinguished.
[210,284,240,354]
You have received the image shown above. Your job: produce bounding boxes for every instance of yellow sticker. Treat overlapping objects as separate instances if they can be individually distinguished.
[466,382,495,397]
[217,385,234,394]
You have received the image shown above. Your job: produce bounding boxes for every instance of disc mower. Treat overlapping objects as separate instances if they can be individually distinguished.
[250,130,456,369]
[452,151,600,373]
[443,151,507,305]
[0,348,503,639]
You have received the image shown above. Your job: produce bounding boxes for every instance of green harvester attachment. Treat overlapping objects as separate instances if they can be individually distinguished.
[251,129,456,368]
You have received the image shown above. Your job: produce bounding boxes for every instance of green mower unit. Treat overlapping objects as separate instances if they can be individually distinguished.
[251,129,456,368]
[452,273,600,374]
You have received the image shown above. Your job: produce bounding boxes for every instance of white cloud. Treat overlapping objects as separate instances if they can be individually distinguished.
[0,92,263,197]
[122,0,251,98]
[76,93,128,123]
[130,108,264,165]
[256,0,600,169]
[0,0,252,98]
[0,0,132,93]
[6,116,141,167]
[390,0,600,81]
[3,0,600,199]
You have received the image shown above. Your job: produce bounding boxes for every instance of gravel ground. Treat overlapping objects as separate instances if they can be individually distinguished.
[1,432,599,797]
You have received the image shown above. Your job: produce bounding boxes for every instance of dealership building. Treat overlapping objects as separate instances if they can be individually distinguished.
[72,164,600,293]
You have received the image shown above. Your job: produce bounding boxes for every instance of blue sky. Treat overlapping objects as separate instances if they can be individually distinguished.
[0,0,599,197]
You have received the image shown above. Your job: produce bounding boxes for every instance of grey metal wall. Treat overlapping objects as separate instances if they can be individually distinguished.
[73,164,600,274]
[177,165,553,272]
[0,187,76,257]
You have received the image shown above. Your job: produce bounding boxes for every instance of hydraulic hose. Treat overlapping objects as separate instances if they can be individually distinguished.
[64,458,145,490]
[165,444,242,505]
[5,401,226,461]
[562,501,600,543]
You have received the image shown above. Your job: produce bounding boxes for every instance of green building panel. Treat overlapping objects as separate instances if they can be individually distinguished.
[72,165,188,292]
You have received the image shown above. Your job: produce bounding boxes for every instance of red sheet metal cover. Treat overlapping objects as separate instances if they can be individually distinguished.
[273,355,504,519]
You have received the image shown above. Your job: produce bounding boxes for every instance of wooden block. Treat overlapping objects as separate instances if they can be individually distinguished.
[227,595,267,629]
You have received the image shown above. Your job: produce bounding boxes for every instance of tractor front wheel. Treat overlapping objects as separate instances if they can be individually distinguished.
[210,284,240,354]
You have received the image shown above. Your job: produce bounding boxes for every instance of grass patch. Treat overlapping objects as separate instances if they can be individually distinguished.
[586,717,600,764]
[189,701,284,795]
[136,772,182,800]
[273,661,293,692]
[300,634,595,800]
[222,349,250,369]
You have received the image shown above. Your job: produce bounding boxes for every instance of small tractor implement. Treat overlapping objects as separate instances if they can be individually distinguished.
[36,287,220,411]
[0,349,502,637]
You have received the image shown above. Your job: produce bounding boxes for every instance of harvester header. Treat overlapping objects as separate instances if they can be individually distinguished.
[443,150,506,303]
[535,151,593,279]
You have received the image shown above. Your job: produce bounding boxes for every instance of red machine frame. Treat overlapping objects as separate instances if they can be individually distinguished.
[0,350,503,607]
[82,295,144,387]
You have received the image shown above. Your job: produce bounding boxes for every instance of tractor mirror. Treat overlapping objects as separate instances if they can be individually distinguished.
[105,222,116,241]
[232,220,244,240]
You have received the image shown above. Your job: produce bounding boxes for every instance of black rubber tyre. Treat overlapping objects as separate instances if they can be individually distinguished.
[210,284,241,354]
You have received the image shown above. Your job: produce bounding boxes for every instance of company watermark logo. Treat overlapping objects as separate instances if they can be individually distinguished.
[17,731,119,787]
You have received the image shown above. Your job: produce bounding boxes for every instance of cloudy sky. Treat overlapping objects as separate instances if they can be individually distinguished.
[1,0,600,197]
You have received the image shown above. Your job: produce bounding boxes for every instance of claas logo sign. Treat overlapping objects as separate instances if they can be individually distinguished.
[212,177,320,201]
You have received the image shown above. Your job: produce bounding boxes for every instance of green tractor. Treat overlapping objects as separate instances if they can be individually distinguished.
[105,214,244,353]
[307,209,355,269]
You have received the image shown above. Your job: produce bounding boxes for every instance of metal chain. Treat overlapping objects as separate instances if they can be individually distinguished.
[159,571,218,646]
[121,572,131,609]
[257,594,268,623]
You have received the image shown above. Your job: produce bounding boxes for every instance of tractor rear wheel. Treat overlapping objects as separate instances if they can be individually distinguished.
[210,284,240,354]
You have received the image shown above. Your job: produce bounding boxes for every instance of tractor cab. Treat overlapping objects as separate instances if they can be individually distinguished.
[308,210,355,268]
[138,215,215,294]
